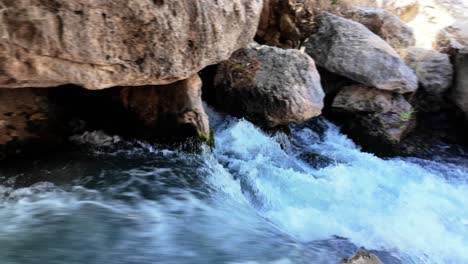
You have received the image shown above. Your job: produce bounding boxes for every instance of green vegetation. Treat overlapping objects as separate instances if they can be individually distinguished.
[399,110,415,122]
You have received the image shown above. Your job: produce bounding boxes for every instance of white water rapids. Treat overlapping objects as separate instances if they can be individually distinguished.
[0,111,467,264]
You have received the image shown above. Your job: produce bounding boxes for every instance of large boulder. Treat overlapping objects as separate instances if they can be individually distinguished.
[212,44,325,127]
[304,13,418,94]
[0,0,262,89]
[404,47,453,94]
[0,89,61,160]
[120,74,210,139]
[452,48,468,118]
[345,7,415,54]
[332,85,416,154]
[339,252,383,264]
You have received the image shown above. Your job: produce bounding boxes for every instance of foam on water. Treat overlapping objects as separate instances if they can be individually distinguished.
[0,115,467,264]
[214,119,468,264]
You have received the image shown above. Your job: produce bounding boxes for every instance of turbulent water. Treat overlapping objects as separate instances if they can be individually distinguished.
[1,109,467,264]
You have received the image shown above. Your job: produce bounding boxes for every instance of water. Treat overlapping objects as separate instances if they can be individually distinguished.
[0,111,467,264]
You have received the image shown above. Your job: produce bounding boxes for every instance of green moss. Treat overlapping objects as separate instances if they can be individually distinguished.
[197,129,215,150]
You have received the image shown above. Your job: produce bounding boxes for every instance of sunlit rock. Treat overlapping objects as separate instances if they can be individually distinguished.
[0,0,262,89]
[345,7,415,55]
[304,13,418,93]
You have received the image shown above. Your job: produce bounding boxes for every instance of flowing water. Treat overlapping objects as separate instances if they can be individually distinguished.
[0,109,467,264]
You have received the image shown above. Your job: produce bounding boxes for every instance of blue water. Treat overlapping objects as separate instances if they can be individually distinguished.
[0,111,467,264]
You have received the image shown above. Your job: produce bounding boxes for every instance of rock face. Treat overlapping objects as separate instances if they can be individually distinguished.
[408,0,468,49]
[404,47,453,94]
[332,85,415,153]
[212,44,325,127]
[304,13,418,94]
[436,22,468,55]
[345,7,415,53]
[452,48,468,118]
[256,0,349,48]
[339,252,383,264]
[0,0,262,89]
[0,89,60,159]
[120,74,210,139]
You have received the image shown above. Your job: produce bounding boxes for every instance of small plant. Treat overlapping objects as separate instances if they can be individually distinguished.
[399,110,415,122]
[331,0,338,6]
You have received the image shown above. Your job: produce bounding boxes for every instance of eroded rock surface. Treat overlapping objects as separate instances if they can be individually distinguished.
[0,89,60,159]
[120,74,210,139]
[0,0,262,89]
[305,13,418,93]
[404,47,453,94]
[256,0,349,48]
[212,44,324,127]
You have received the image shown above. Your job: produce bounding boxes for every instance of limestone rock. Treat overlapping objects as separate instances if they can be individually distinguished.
[379,0,419,22]
[212,44,325,127]
[304,13,418,94]
[408,0,468,49]
[404,47,453,94]
[120,74,210,139]
[452,48,468,118]
[0,0,262,89]
[0,89,60,160]
[435,22,468,55]
[332,85,416,153]
[339,252,383,264]
[345,7,415,53]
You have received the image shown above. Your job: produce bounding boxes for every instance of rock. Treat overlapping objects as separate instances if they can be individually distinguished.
[435,22,468,55]
[304,12,418,94]
[408,0,468,49]
[379,0,419,22]
[339,251,383,264]
[331,85,416,154]
[256,0,352,48]
[0,0,262,89]
[120,74,210,140]
[452,48,468,118]
[404,47,453,94]
[345,7,415,54]
[0,89,61,160]
[212,44,325,128]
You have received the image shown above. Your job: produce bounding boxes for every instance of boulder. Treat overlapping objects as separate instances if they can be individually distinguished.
[212,44,325,127]
[0,0,262,89]
[452,48,468,118]
[0,89,61,160]
[332,85,416,153]
[345,7,415,54]
[339,252,383,264]
[256,0,350,48]
[120,74,210,139]
[304,12,418,94]
[404,47,453,94]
